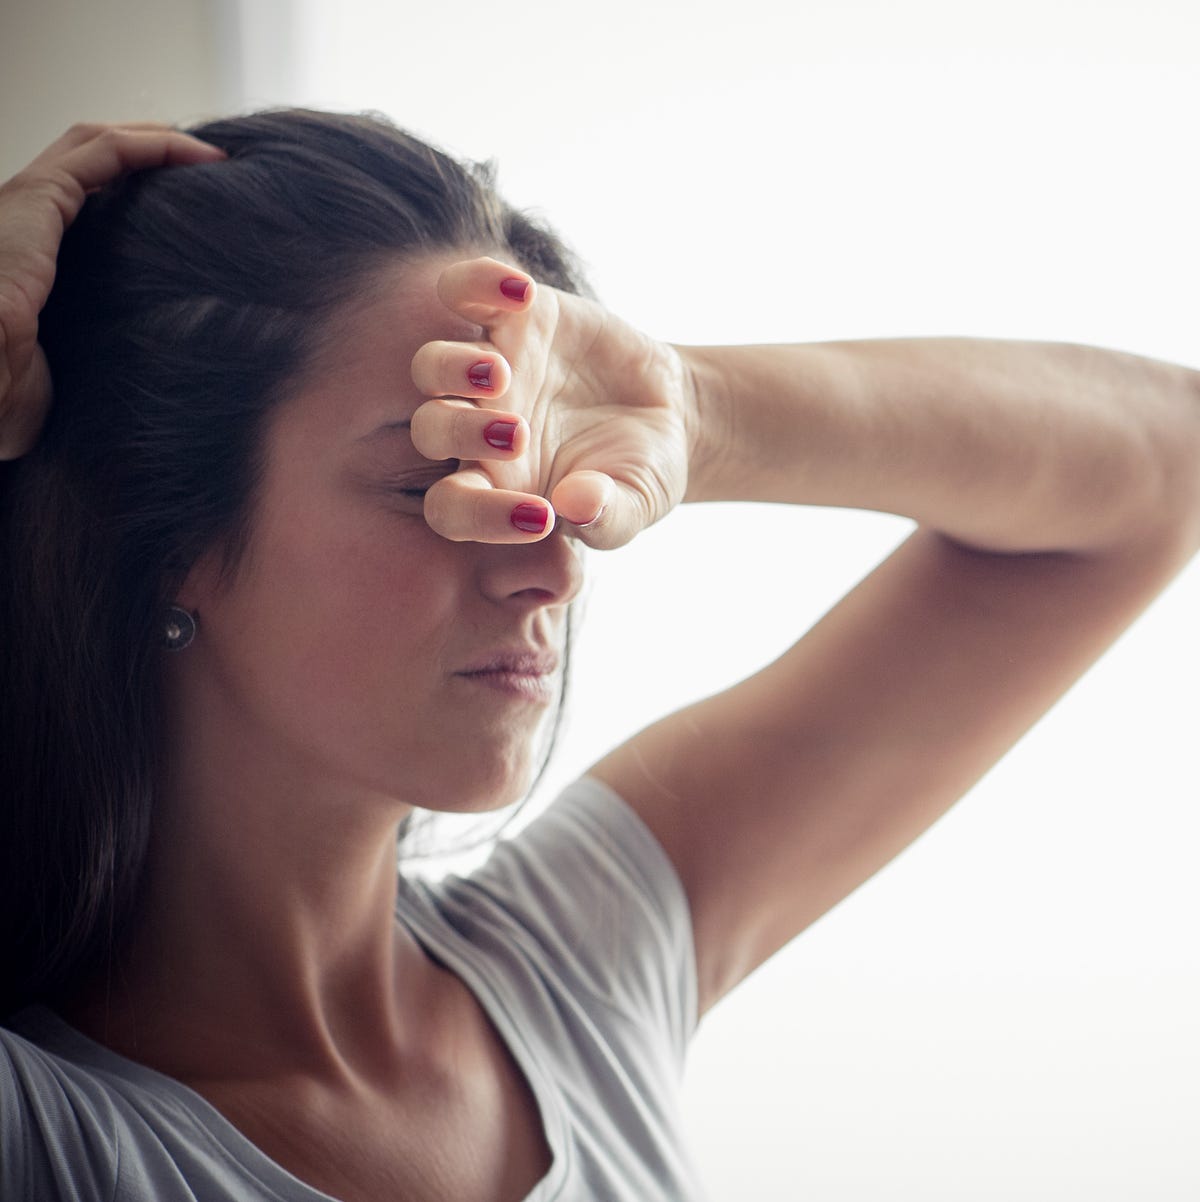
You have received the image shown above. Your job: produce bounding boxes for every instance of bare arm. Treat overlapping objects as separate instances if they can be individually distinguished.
[681,338,1200,552]
[592,337,1200,1020]
[405,268,1200,1022]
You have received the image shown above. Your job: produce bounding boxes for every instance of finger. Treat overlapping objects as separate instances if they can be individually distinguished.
[0,349,52,460]
[410,340,512,401]
[550,471,649,551]
[549,470,614,527]
[409,398,529,462]
[424,469,555,543]
[30,121,204,161]
[6,128,226,232]
[436,257,535,327]
[54,127,225,194]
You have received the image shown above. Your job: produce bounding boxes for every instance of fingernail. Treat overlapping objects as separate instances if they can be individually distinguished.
[483,420,517,451]
[467,360,493,390]
[511,502,549,534]
[500,277,529,302]
[574,505,606,529]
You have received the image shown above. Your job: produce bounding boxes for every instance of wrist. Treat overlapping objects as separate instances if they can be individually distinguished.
[675,344,737,504]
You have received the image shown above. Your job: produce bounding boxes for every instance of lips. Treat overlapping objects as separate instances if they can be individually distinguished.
[457,650,560,677]
[455,650,560,704]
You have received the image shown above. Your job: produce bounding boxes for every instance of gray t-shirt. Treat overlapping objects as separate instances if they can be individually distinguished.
[1,776,708,1200]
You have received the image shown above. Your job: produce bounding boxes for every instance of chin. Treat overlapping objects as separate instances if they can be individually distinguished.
[368,702,559,817]
[391,744,543,817]
[452,761,539,814]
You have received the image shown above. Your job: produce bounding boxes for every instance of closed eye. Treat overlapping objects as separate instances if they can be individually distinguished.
[379,461,459,500]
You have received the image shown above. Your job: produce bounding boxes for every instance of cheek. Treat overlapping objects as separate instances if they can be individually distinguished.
[279,519,461,647]
[213,516,462,694]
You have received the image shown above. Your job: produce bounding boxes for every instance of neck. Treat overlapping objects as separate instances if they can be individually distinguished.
[66,712,440,1087]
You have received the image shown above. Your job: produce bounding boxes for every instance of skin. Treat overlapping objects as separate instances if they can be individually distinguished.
[7,129,1200,1202]
[0,123,226,457]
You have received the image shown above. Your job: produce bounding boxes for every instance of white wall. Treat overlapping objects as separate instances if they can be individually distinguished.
[0,0,233,173]
[4,1,1197,1197]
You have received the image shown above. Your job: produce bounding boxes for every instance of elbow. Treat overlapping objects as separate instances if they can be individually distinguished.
[1157,366,1200,552]
[1068,363,1200,565]
[1122,364,1200,563]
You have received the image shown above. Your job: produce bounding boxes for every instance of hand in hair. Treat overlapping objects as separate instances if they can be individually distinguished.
[410,256,695,550]
[0,122,225,459]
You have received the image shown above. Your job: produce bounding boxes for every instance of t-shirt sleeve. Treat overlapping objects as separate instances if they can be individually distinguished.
[0,1025,118,1202]
[447,775,699,1066]
[0,1032,24,1200]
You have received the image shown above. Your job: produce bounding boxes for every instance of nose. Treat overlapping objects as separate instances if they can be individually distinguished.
[476,526,584,609]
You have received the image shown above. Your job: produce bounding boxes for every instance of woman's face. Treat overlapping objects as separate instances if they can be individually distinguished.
[174,253,582,817]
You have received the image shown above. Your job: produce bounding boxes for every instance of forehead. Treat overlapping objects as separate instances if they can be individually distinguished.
[284,251,487,445]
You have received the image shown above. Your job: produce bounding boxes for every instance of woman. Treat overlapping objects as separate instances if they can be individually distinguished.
[1,112,1197,1202]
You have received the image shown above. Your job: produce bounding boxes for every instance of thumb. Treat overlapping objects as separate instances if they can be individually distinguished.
[551,470,652,551]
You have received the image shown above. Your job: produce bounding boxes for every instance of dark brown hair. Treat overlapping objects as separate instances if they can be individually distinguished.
[0,109,588,1018]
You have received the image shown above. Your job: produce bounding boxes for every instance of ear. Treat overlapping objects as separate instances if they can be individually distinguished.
[172,544,224,612]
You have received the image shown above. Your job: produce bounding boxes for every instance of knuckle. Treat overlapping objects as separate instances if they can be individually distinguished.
[93,127,126,150]
[451,405,475,447]
[1,166,54,198]
[9,168,84,220]
[65,121,104,140]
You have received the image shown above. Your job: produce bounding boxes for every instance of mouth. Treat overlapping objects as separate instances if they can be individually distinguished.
[455,650,561,704]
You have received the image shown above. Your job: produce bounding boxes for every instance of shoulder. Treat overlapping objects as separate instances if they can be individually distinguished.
[395,779,707,1195]
[1,1010,121,1199]
[487,775,690,932]
[400,776,699,1051]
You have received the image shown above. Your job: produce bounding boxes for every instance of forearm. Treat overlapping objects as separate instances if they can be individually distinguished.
[679,338,1200,554]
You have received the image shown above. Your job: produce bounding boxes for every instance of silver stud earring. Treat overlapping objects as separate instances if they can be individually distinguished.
[163,605,197,651]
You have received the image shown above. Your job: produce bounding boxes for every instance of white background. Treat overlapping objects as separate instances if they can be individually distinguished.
[5,1,1199,1198]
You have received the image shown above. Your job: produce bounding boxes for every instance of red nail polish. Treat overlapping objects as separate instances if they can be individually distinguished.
[484,420,517,450]
[510,502,548,534]
[500,277,529,302]
[467,360,493,390]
